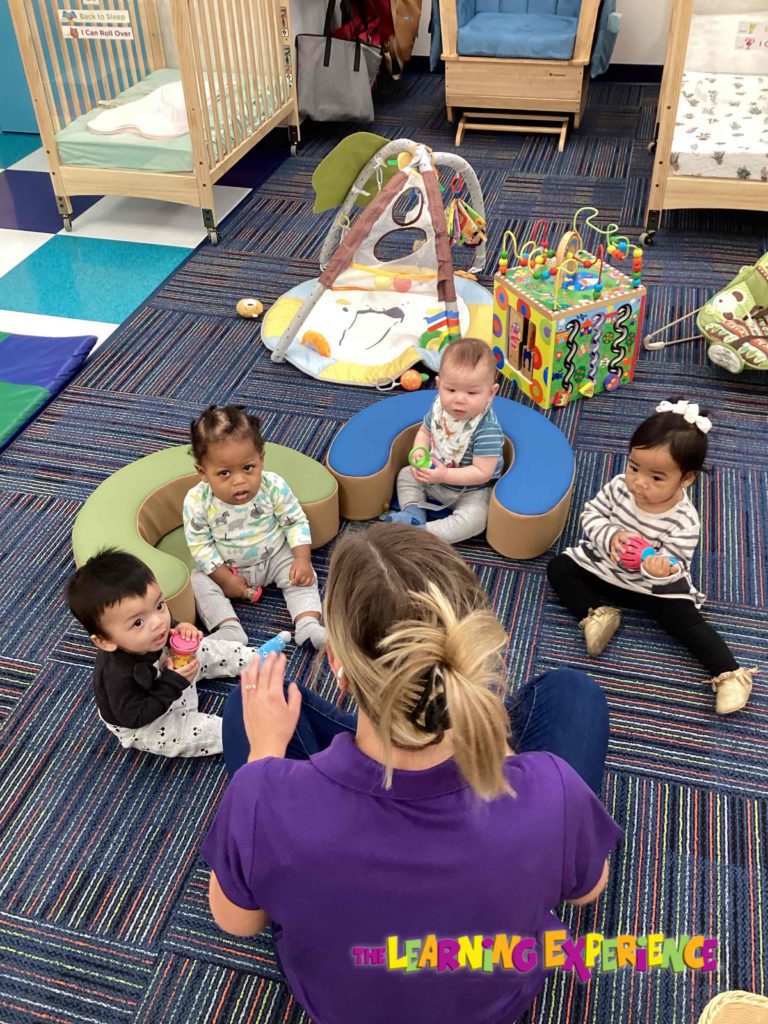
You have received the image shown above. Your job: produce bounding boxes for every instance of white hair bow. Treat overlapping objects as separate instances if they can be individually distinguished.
[655,399,712,434]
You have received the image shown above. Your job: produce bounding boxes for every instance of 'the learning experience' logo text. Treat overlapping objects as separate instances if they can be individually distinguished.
[351,932,718,980]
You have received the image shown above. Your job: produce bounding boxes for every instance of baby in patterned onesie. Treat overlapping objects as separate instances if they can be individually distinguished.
[183,404,326,649]
[65,549,260,757]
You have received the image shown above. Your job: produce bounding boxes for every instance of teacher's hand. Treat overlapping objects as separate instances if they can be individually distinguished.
[241,652,302,762]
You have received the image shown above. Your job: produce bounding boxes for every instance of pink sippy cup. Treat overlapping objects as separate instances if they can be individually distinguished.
[169,633,201,669]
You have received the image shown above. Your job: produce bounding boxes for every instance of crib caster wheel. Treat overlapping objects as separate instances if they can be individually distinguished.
[61,215,73,232]
[639,230,655,247]
[647,140,656,155]
[207,229,219,245]
[290,143,298,157]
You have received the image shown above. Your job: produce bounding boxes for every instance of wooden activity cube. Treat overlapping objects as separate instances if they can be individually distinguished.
[492,259,646,409]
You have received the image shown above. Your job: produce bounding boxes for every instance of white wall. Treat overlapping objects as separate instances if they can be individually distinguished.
[613,0,672,64]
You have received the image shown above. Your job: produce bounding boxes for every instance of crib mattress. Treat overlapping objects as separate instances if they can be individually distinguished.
[55,68,277,173]
[672,70,768,181]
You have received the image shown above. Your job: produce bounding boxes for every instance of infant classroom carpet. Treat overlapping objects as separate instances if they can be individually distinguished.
[0,74,767,1024]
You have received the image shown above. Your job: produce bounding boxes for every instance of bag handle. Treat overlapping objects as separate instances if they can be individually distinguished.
[323,0,360,36]
[322,0,336,36]
[324,33,362,70]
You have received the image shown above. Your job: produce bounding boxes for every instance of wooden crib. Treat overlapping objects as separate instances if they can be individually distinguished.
[643,0,768,244]
[8,0,299,243]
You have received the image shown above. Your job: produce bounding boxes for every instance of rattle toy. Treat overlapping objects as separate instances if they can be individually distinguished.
[409,446,434,470]
[619,535,678,572]
[236,297,264,318]
[256,631,292,659]
[169,633,200,669]
[400,369,429,391]
[229,566,263,603]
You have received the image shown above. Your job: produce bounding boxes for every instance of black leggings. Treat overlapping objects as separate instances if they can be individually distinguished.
[547,554,739,677]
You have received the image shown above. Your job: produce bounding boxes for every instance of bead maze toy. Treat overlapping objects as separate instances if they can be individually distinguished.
[491,209,647,409]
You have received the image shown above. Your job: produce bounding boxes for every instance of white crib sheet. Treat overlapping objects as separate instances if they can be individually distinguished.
[672,70,768,180]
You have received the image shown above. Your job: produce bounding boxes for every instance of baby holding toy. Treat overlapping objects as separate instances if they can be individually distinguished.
[547,399,756,714]
[65,549,263,757]
[380,337,504,544]
[183,404,326,649]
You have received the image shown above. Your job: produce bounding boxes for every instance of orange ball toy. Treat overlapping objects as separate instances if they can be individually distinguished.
[400,369,428,391]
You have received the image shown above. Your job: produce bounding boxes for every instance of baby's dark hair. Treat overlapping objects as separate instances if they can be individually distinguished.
[65,548,156,637]
[630,399,710,476]
[190,404,264,464]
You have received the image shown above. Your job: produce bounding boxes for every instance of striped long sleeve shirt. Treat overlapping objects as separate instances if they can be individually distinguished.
[564,474,706,606]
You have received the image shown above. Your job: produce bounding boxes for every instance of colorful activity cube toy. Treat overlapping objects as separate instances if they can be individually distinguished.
[491,210,647,409]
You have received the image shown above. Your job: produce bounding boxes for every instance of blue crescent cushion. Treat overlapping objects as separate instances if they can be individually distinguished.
[327,392,574,517]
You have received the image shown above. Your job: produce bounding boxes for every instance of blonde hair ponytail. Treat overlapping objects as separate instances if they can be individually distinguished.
[324,524,513,801]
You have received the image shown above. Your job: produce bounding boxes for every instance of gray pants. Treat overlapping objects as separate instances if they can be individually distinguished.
[192,539,322,644]
[396,466,492,545]
[102,635,256,758]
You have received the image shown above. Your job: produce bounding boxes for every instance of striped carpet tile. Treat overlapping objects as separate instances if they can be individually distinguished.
[163,863,283,979]
[537,603,768,794]
[0,912,155,1024]
[0,492,81,664]
[523,770,768,1023]
[0,662,228,945]
[77,310,259,400]
[0,656,39,734]
[133,956,307,1024]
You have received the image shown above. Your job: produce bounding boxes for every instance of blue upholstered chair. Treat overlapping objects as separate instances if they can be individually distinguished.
[439,0,602,142]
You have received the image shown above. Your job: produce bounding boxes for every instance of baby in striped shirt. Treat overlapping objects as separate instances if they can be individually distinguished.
[548,399,756,715]
[380,338,504,545]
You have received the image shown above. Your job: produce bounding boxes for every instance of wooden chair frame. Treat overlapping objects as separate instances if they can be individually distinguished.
[438,0,601,136]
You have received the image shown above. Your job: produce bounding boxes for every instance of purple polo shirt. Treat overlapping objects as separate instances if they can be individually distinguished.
[201,734,621,1024]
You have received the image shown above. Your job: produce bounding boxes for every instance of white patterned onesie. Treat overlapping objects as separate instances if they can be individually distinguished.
[94,635,257,758]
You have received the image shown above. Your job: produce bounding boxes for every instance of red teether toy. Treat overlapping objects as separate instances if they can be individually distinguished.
[619,535,678,571]
[229,566,262,603]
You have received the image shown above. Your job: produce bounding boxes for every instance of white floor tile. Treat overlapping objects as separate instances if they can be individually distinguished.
[0,309,118,354]
[65,185,251,247]
[0,229,53,278]
[7,147,52,173]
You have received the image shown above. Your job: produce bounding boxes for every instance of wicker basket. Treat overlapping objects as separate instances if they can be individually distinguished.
[698,992,768,1024]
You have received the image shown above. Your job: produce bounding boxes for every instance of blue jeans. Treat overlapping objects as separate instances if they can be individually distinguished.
[222,668,609,795]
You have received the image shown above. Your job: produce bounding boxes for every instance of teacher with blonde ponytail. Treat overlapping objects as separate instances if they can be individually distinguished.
[202,524,622,1024]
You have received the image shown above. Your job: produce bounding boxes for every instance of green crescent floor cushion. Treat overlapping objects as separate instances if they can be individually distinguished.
[0,332,97,451]
[697,252,768,373]
[72,444,340,622]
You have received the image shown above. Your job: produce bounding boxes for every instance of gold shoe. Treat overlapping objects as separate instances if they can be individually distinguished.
[697,990,768,1024]
[579,606,621,658]
[711,667,757,715]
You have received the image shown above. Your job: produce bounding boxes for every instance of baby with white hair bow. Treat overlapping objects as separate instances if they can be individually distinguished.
[547,398,755,715]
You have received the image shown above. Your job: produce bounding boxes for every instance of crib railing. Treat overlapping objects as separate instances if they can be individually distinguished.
[173,0,293,172]
[9,0,165,133]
